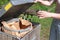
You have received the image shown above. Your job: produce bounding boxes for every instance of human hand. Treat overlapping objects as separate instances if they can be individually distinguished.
[34,0,42,3]
[34,0,52,6]
[37,11,53,19]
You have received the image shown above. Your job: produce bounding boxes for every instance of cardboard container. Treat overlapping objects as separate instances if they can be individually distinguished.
[0,21,40,40]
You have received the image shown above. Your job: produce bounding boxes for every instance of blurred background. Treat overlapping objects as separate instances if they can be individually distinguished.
[0,0,56,40]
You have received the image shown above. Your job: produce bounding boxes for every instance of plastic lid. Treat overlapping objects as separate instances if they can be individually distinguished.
[0,0,34,21]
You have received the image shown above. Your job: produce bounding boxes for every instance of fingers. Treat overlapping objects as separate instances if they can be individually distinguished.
[36,10,47,19]
[37,10,45,16]
[34,0,43,3]
[37,10,51,18]
[37,15,45,19]
[37,14,44,16]
[39,17,45,19]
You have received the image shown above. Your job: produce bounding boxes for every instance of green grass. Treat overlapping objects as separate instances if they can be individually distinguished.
[0,0,9,8]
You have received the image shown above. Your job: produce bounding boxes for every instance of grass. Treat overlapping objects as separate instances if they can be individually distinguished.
[0,0,56,40]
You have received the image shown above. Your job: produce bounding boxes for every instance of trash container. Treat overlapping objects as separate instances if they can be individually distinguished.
[0,0,41,40]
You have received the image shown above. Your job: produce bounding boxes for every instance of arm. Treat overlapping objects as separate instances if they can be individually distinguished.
[35,0,54,6]
[37,11,60,19]
[51,13,60,19]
